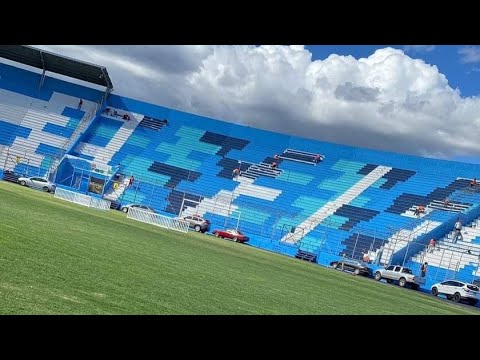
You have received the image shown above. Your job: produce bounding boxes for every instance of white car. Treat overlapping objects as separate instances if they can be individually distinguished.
[120,204,156,213]
[431,280,480,305]
[17,176,56,192]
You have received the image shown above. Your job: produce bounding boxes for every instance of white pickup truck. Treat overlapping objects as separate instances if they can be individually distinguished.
[374,265,425,290]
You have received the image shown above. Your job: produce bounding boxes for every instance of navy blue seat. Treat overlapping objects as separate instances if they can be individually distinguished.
[295,250,317,262]
[138,116,166,130]
[2,170,20,183]
[165,190,204,214]
[281,152,313,163]
[148,162,201,188]
[199,131,250,156]
[387,179,472,215]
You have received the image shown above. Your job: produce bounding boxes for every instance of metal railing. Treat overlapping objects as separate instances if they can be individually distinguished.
[54,187,111,211]
[59,102,100,155]
[127,207,189,233]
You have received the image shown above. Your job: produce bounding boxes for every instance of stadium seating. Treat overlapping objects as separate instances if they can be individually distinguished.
[2,58,480,286]
[0,62,103,178]
[66,93,480,276]
[409,216,480,286]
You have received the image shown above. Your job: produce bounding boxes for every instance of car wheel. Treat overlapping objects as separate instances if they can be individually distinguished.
[232,237,238,242]
[42,186,49,192]
[374,272,382,281]
[386,279,393,284]
[431,287,438,296]
[20,180,26,186]
[353,269,360,276]
[122,207,129,213]
[399,277,407,287]
[194,225,201,232]
[453,292,461,302]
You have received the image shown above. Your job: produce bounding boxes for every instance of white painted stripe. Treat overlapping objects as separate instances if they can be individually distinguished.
[92,113,142,166]
[281,166,392,243]
[180,176,282,218]
[75,142,104,158]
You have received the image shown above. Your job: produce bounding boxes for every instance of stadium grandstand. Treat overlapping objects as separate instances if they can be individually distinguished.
[1,45,479,305]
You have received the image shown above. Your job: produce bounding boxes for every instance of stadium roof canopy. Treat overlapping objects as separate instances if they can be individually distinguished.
[0,45,113,90]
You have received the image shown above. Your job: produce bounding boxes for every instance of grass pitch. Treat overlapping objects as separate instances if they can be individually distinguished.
[0,181,478,315]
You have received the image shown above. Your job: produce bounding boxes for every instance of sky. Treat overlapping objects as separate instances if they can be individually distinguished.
[32,45,480,163]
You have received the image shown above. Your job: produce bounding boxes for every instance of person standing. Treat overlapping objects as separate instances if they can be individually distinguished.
[453,219,463,243]
[420,262,428,278]
[362,250,370,263]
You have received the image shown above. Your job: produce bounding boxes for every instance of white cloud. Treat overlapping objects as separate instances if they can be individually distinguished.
[31,45,480,160]
[458,46,480,64]
[404,45,436,53]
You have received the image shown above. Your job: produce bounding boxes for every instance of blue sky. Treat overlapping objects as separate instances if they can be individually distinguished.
[306,45,480,97]
[306,45,480,164]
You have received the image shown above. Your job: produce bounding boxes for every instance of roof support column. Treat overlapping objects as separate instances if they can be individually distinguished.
[101,87,111,108]
[37,51,46,93]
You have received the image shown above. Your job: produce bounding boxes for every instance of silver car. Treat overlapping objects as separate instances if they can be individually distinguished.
[18,176,56,192]
[177,215,211,233]
[120,204,156,213]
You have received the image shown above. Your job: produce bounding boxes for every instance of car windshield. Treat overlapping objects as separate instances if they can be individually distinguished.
[467,284,479,291]
[344,260,362,266]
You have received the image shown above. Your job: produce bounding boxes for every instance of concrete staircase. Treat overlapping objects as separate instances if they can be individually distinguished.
[411,218,480,278]
[103,176,131,201]
[378,219,443,264]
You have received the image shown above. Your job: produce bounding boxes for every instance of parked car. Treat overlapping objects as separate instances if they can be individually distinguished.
[17,176,56,192]
[330,259,372,277]
[177,215,210,233]
[212,229,249,243]
[374,265,425,290]
[431,280,480,305]
[120,204,156,213]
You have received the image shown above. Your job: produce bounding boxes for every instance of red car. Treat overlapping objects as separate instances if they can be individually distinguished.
[212,229,249,243]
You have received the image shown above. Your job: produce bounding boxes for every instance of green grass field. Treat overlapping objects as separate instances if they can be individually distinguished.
[0,181,479,315]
